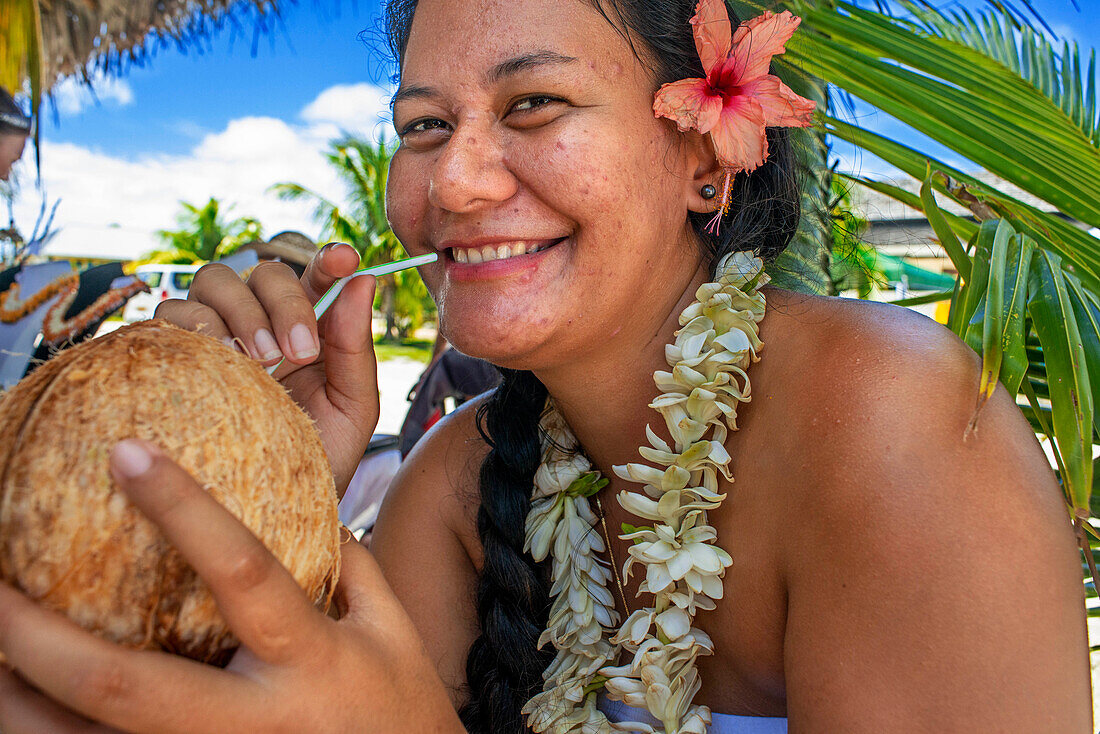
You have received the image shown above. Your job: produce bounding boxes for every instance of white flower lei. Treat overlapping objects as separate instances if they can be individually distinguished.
[520,251,769,734]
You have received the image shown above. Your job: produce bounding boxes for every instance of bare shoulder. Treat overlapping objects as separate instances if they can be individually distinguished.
[759,289,1068,543]
[755,291,1090,731]
[763,289,1037,465]
[373,390,491,565]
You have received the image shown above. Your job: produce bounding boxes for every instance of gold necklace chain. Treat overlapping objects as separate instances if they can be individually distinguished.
[594,493,630,617]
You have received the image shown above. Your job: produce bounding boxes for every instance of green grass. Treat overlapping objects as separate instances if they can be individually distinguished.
[373,337,433,363]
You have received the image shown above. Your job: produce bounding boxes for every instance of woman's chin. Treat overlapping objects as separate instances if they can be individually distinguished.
[441,315,553,370]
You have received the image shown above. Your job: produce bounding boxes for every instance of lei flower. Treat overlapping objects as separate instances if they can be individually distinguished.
[522,252,770,734]
[653,1,816,232]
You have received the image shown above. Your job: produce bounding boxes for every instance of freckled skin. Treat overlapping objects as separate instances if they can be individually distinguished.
[386,0,706,371]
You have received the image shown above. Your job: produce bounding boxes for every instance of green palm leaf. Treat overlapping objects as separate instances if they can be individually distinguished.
[785,0,1100,230]
[778,1,1100,580]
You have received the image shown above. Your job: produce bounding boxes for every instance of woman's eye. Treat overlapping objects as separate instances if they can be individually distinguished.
[509,96,563,115]
[399,118,450,139]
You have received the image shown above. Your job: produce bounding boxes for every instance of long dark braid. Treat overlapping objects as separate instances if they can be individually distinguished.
[383,2,801,731]
[462,368,553,733]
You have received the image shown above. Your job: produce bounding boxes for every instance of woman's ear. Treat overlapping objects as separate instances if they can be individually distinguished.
[682,130,724,214]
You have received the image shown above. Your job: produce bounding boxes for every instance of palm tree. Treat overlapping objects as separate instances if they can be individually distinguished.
[145,197,262,265]
[271,136,435,341]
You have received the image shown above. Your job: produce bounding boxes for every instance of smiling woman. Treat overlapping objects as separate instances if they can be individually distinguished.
[0,0,1091,733]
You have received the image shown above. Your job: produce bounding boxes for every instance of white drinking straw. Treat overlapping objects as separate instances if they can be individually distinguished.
[266,252,438,375]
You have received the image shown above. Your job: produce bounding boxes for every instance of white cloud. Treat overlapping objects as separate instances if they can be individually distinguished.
[49,74,135,116]
[300,82,396,141]
[8,83,387,260]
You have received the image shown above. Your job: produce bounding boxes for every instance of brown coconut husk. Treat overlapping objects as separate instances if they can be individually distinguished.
[0,320,341,665]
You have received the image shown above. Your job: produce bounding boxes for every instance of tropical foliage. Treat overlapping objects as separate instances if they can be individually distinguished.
[144,197,262,265]
[0,0,42,164]
[761,0,1100,627]
[271,136,436,341]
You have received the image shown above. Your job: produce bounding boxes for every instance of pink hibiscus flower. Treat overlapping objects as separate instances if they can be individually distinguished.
[653,2,816,231]
[655,2,816,172]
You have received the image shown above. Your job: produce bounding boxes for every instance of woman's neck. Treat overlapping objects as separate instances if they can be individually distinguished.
[532,265,710,475]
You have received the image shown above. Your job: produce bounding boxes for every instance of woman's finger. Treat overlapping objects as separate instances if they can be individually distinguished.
[335,531,413,633]
[317,272,380,430]
[299,242,361,304]
[108,440,329,665]
[247,261,322,365]
[0,668,118,733]
[0,584,259,734]
[153,299,233,347]
[333,530,383,625]
[185,263,282,364]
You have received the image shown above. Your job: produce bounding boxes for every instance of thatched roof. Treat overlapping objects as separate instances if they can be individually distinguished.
[1,0,279,123]
[37,0,280,88]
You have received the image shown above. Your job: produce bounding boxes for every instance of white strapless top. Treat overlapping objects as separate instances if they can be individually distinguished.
[597,696,787,734]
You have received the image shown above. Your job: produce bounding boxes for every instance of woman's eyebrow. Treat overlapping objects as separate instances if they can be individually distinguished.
[486,50,580,83]
[392,51,581,109]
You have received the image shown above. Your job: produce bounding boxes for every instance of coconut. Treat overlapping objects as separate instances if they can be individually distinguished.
[0,320,341,665]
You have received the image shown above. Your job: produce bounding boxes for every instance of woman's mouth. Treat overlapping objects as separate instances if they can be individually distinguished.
[442,237,569,281]
[447,237,567,264]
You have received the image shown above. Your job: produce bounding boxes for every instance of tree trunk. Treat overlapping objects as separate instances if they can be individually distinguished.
[381,274,398,341]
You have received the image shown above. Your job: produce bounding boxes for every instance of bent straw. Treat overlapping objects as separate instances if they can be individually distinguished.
[266,252,439,375]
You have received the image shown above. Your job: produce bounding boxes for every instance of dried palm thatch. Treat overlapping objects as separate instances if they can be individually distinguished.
[1,0,279,127]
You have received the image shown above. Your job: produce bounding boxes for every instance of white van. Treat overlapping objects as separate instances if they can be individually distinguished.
[122,264,201,322]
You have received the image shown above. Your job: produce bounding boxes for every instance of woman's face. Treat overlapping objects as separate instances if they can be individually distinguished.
[0,132,27,181]
[387,0,708,370]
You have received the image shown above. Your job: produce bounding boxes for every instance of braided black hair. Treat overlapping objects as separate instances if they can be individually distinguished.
[383,2,801,731]
[464,369,553,732]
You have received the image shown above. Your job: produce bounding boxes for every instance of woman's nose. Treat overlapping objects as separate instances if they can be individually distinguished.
[428,120,518,213]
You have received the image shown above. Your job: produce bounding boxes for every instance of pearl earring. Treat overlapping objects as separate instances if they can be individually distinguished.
[700,184,717,200]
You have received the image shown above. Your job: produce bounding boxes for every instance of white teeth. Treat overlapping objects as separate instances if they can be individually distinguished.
[451,240,557,264]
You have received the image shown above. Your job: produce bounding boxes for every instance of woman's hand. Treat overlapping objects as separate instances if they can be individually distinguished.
[0,440,465,734]
[156,243,376,492]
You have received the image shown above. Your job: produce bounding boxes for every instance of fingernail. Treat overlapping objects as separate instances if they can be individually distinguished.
[113,440,153,478]
[222,337,245,354]
[253,329,282,361]
[289,323,319,360]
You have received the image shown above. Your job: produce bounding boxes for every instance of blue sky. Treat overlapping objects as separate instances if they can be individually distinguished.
[42,2,394,158]
[10,0,1100,259]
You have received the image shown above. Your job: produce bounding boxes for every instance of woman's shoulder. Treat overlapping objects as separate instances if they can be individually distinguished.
[375,389,493,562]
[764,288,977,378]
[760,289,985,433]
[755,287,1065,545]
[743,293,1087,731]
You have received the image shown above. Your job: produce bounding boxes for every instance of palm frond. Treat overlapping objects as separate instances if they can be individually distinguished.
[269,182,344,235]
[0,0,43,168]
[785,0,1100,230]
[898,1,1099,146]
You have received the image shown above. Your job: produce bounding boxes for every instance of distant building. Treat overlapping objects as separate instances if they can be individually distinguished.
[849,170,1085,278]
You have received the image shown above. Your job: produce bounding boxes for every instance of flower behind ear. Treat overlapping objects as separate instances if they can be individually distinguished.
[689,0,733,74]
[653,1,815,232]
[654,2,815,174]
